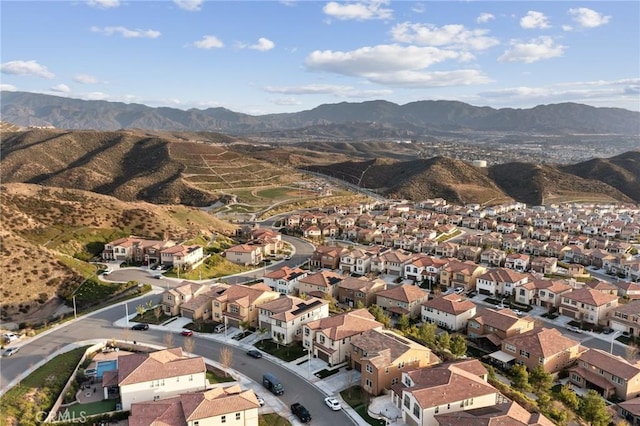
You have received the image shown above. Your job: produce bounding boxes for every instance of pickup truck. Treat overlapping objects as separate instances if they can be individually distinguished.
[291,403,311,423]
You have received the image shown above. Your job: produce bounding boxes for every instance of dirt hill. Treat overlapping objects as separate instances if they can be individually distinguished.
[0,183,238,324]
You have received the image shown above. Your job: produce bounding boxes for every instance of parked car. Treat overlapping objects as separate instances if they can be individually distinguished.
[131,323,149,331]
[602,327,614,334]
[3,347,19,357]
[324,397,342,410]
[180,330,193,336]
[2,333,19,343]
[512,309,524,317]
[255,393,265,407]
[291,403,311,423]
[214,323,227,333]
[246,349,262,359]
[454,287,465,294]
[566,325,583,334]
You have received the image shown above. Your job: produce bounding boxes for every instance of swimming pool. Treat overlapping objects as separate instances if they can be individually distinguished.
[95,360,118,379]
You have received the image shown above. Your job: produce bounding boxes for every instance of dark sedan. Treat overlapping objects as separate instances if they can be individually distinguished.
[246,349,262,359]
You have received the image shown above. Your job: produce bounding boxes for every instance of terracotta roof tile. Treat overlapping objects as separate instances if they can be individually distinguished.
[305,309,382,340]
[376,284,430,303]
[118,348,205,386]
[422,294,476,315]
[503,328,581,358]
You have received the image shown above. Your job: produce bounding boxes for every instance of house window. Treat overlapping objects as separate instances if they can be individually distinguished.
[385,367,389,374]
[320,335,326,344]
[398,361,405,369]
[413,403,420,418]
[391,377,399,385]
[403,395,410,408]
[236,413,241,420]
[230,305,239,314]
[366,378,372,388]
[434,406,439,414]
[366,364,373,373]
[505,343,516,353]
[305,328,310,336]
[194,422,199,426]
[221,415,226,424]
[214,302,220,307]
[520,350,530,358]
[167,295,172,301]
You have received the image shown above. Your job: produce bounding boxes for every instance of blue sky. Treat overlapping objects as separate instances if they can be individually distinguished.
[1,1,638,114]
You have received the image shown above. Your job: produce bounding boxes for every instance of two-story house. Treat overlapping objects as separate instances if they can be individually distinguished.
[160,244,204,268]
[476,268,529,297]
[504,253,530,272]
[179,283,229,320]
[297,270,345,299]
[258,295,329,344]
[350,329,439,396]
[496,328,584,374]
[559,288,619,325]
[262,266,308,295]
[337,276,387,308]
[403,255,449,285]
[210,283,280,328]
[394,360,500,426]
[609,300,640,337]
[515,277,572,308]
[102,236,176,264]
[421,294,477,331]
[303,309,383,366]
[340,248,375,275]
[225,244,263,266]
[439,260,488,293]
[103,348,207,411]
[128,385,260,426]
[161,281,210,317]
[435,400,554,426]
[310,245,345,270]
[569,348,640,401]
[375,284,431,320]
[467,307,536,350]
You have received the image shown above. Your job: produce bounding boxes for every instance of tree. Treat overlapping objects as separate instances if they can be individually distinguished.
[558,385,579,410]
[239,320,250,334]
[368,305,391,328]
[183,336,195,354]
[153,306,162,323]
[449,334,467,358]
[536,392,551,410]
[356,300,365,309]
[580,390,611,426]
[529,365,553,394]
[418,322,437,347]
[146,300,154,310]
[163,332,174,348]
[396,314,410,332]
[437,331,451,351]
[219,347,234,377]
[136,304,146,317]
[510,364,531,392]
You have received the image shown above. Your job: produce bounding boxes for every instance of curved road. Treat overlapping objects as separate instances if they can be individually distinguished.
[1,233,349,423]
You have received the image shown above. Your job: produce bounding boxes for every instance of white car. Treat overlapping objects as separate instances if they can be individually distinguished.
[324,397,342,411]
[255,394,265,407]
[567,325,584,334]
[3,347,19,357]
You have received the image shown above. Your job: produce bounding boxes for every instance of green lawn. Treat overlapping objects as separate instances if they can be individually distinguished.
[0,346,90,426]
[259,413,292,426]
[207,371,235,384]
[64,399,118,416]
[258,339,307,362]
[340,386,386,426]
[185,321,220,333]
[163,254,252,280]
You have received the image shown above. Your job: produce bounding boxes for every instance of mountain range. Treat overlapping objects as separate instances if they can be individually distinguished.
[2,91,639,136]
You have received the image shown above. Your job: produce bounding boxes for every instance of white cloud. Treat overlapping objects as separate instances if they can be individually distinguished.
[0,84,17,91]
[249,38,275,51]
[51,84,71,93]
[306,44,463,76]
[271,97,303,106]
[476,13,495,24]
[0,60,55,79]
[411,3,425,14]
[323,0,393,21]
[568,7,611,28]
[265,84,393,99]
[562,25,573,32]
[520,11,550,29]
[87,0,119,8]
[86,91,109,100]
[73,74,98,84]
[498,36,565,63]
[367,69,492,87]
[390,22,499,50]
[173,0,203,12]
[91,26,161,38]
[193,35,224,49]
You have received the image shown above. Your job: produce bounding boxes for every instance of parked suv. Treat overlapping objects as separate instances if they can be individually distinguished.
[291,403,311,423]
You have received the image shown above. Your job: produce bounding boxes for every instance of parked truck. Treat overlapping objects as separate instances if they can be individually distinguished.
[262,373,284,395]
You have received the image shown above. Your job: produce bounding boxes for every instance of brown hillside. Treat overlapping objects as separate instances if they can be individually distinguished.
[488,163,633,205]
[0,183,237,323]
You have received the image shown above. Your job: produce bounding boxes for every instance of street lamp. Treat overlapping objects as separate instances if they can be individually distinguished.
[610,330,622,354]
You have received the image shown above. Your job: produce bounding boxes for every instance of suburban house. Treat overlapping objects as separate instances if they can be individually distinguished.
[310,245,346,269]
[559,288,619,325]
[102,236,176,264]
[350,329,439,396]
[247,227,283,255]
[467,308,536,350]
[475,268,529,297]
[504,253,530,272]
[375,284,431,319]
[514,278,573,309]
[609,300,640,337]
[393,360,501,426]
[480,248,506,267]
[102,348,207,411]
[225,244,263,266]
[403,255,449,284]
[262,266,308,295]
[616,281,640,300]
[439,260,487,293]
[159,244,204,268]
[569,348,640,401]
[210,283,280,328]
[340,248,375,275]
[493,328,584,374]
[421,294,477,331]
[128,385,260,426]
[371,250,414,276]
[434,401,555,426]
[258,295,329,344]
[297,270,345,299]
[179,283,229,321]
[618,396,640,426]
[161,281,210,317]
[337,276,387,308]
[530,257,558,274]
[303,309,383,366]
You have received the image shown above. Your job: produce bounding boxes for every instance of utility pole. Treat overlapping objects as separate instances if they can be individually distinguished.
[73,296,77,320]
[125,303,129,325]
